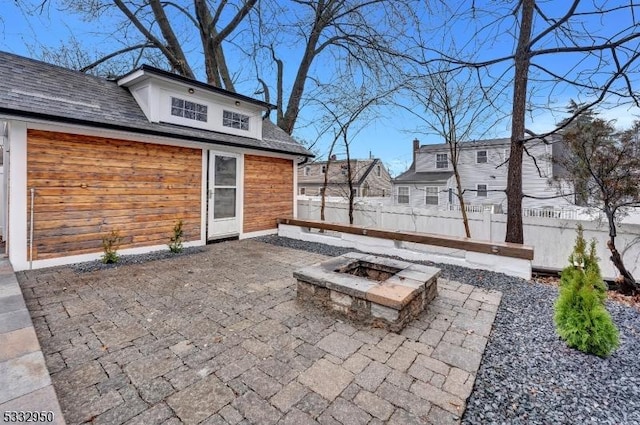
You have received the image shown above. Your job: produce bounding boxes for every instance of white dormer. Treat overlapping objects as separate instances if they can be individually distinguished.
[117,66,273,140]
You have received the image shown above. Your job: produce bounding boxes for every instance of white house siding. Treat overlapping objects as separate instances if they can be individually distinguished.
[393,183,452,208]
[414,140,573,210]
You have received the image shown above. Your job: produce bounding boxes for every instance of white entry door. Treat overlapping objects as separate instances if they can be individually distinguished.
[208,152,240,239]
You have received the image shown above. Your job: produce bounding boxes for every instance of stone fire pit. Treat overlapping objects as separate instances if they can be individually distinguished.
[293,252,440,331]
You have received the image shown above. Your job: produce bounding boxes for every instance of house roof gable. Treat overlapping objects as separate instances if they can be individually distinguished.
[299,158,383,185]
[0,51,312,157]
[118,65,276,110]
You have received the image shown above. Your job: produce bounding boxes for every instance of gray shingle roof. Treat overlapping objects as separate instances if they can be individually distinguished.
[417,138,511,153]
[392,168,454,184]
[0,51,312,157]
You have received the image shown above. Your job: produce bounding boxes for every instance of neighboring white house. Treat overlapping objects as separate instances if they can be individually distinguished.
[392,137,575,211]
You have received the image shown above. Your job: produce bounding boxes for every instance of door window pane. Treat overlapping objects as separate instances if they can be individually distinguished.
[215,156,236,186]
[214,188,236,218]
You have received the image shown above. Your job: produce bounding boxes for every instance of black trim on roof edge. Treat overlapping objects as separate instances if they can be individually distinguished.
[0,108,314,158]
[120,65,276,110]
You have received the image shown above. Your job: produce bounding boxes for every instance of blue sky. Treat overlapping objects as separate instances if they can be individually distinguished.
[2,1,639,176]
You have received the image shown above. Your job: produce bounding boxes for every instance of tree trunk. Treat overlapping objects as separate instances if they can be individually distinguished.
[279,10,325,134]
[505,0,534,244]
[604,208,638,294]
[607,239,638,295]
[451,151,471,237]
[344,133,355,224]
[148,0,195,78]
[454,178,471,238]
[321,143,338,222]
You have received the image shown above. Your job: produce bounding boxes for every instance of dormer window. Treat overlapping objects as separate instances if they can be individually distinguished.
[436,153,448,169]
[223,110,250,130]
[171,97,208,122]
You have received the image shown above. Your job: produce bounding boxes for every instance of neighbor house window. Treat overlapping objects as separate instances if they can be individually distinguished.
[376,165,381,176]
[223,110,250,130]
[299,187,306,195]
[303,166,310,176]
[436,153,448,169]
[321,165,326,174]
[398,186,409,204]
[477,150,488,164]
[477,184,488,197]
[171,97,207,122]
[425,186,439,205]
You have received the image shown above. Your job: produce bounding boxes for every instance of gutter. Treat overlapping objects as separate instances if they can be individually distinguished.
[0,108,314,158]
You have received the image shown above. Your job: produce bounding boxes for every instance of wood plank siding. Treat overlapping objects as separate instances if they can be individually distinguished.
[26,130,202,260]
[243,155,293,233]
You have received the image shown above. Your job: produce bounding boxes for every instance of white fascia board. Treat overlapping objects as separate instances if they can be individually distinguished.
[147,74,269,113]
[116,69,148,87]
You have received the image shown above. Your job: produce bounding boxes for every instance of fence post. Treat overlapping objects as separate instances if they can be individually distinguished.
[376,204,383,228]
[483,209,492,241]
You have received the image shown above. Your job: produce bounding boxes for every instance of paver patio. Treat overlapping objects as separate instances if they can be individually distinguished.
[16,239,502,425]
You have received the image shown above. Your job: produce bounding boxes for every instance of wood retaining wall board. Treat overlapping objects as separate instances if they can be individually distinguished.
[277,217,535,260]
[244,155,293,233]
[26,130,202,260]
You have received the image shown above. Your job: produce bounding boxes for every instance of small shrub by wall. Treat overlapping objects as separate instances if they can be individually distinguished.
[554,226,619,357]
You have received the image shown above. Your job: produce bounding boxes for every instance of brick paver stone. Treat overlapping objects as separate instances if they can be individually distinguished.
[298,359,354,401]
[232,390,281,425]
[240,367,282,398]
[166,375,234,424]
[355,361,391,392]
[354,390,394,420]
[432,341,482,374]
[316,332,363,359]
[124,403,173,425]
[385,346,417,372]
[15,240,504,425]
[387,409,429,425]
[324,398,371,425]
[411,380,464,415]
[125,351,182,386]
[280,408,318,425]
[270,381,308,412]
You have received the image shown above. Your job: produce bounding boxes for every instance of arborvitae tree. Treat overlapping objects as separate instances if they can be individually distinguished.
[554,225,619,357]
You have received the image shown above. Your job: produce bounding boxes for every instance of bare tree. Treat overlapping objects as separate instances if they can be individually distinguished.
[556,105,640,294]
[425,0,640,243]
[317,83,397,223]
[401,65,501,237]
[253,0,417,135]
[21,0,419,138]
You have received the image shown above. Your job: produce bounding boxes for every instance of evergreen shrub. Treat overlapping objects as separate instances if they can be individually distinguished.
[554,225,619,357]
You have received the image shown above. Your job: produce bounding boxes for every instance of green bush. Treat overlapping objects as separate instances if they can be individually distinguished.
[101,230,122,264]
[554,225,619,357]
[168,219,184,253]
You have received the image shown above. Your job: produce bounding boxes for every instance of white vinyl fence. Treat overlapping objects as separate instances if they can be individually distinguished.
[297,199,640,281]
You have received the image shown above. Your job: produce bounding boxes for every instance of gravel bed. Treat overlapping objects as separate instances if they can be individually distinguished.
[72,246,207,273]
[257,235,640,424]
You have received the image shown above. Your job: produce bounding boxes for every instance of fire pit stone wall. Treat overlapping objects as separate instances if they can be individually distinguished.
[294,252,440,331]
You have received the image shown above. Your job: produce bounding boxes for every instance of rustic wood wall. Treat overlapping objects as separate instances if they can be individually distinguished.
[243,155,293,233]
[26,130,202,260]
